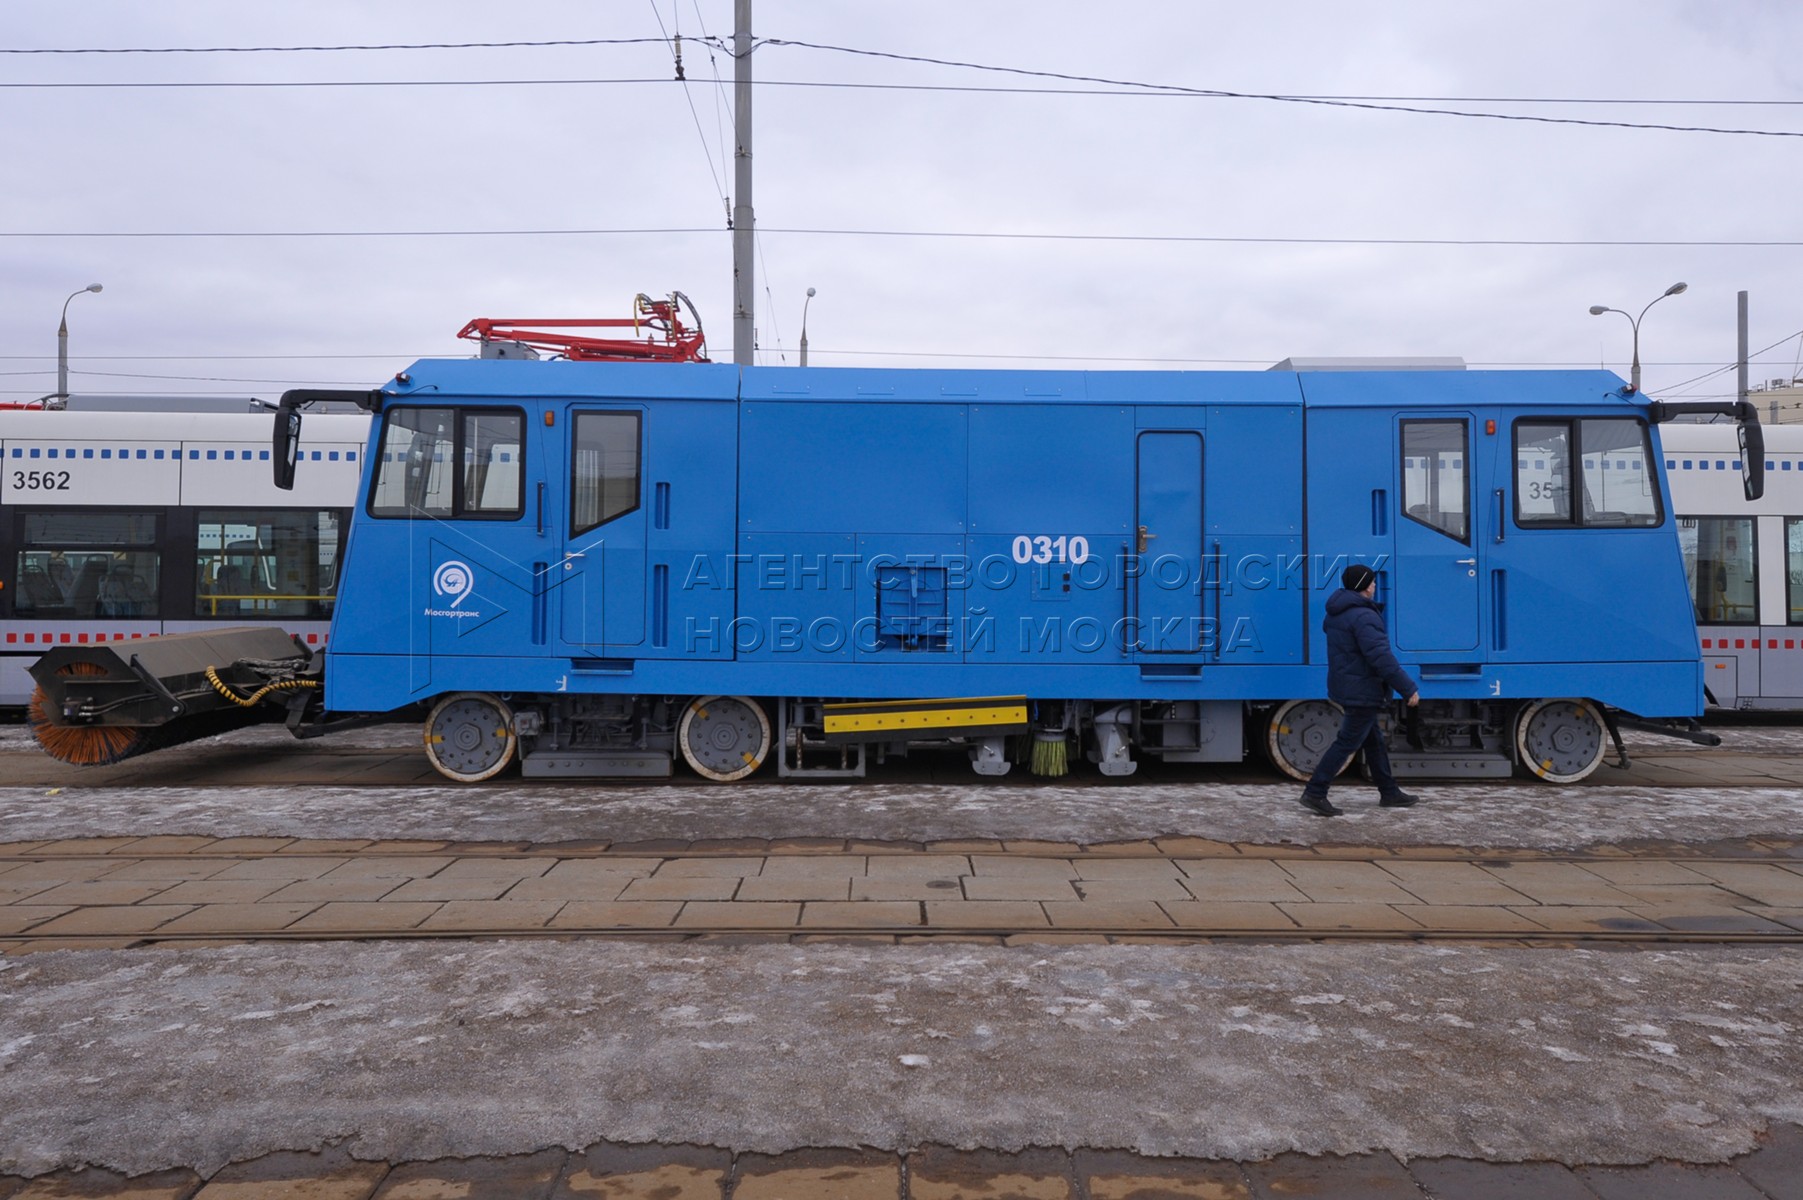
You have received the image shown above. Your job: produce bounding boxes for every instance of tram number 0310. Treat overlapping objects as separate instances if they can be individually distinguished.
[1011,535,1090,565]
[10,470,73,491]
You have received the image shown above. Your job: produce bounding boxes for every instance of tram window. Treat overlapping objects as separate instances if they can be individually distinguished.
[461,411,524,515]
[1400,420,1469,542]
[371,407,454,517]
[15,512,159,619]
[1579,418,1659,526]
[196,508,346,619]
[570,412,641,536]
[1787,517,1803,625]
[1515,418,1661,528]
[369,407,523,519]
[1515,422,1572,523]
[1677,516,1757,625]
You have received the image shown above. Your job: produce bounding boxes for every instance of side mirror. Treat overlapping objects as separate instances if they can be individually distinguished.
[1648,398,1765,503]
[273,407,301,491]
[1738,415,1765,501]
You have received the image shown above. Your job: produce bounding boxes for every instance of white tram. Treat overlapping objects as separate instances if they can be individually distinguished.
[0,405,369,707]
[1660,421,1803,710]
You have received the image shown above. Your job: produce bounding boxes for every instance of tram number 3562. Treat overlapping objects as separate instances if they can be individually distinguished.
[1011,535,1090,565]
[11,470,73,491]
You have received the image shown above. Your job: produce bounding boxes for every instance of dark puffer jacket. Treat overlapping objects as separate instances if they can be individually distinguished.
[1322,587,1417,708]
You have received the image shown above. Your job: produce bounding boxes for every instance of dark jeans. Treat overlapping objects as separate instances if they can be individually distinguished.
[1301,705,1402,798]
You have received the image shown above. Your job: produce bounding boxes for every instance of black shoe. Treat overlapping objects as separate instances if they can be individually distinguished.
[1379,791,1420,808]
[1299,792,1343,817]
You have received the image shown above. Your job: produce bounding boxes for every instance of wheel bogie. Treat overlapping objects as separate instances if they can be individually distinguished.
[677,695,772,782]
[411,690,1616,786]
[1263,698,1347,783]
[423,691,518,783]
[1512,697,1608,784]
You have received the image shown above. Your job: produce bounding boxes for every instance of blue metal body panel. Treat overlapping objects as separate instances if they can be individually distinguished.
[322,361,1704,719]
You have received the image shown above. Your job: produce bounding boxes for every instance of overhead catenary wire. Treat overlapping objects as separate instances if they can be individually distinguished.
[648,0,731,213]
[752,39,1803,139]
[10,72,1803,113]
[6,36,1802,106]
[9,226,1803,247]
[0,38,678,54]
[16,344,1803,388]
[1647,329,1803,398]
[5,34,1800,138]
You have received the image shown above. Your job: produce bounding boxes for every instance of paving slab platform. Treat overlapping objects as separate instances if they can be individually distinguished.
[5,1135,1803,1199]
[4,837,1803,949]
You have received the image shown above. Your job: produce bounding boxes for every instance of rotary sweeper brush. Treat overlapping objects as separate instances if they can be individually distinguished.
[27,627,320,766]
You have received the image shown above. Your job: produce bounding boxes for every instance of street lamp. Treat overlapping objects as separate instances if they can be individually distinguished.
[799,287,816,367]
[57,282,104,403]
[1588,281,1686,393]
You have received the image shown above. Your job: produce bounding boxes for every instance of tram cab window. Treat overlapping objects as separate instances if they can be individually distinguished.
[196,508,346,619]
[570,412,642,535]
[1400,420,1469,542]
[1678,517,1757,625]
[370,407,523,518]
[1515,418,1661,528]
[1787,517,1803,625]
[462,411,525,514]
[14,512,159,619]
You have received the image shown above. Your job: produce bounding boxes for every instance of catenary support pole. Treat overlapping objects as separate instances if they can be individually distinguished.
[1737,290,1750,420]
[732,0,754,366]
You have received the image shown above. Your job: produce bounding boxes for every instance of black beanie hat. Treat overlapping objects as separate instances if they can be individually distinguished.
[1342,563,1376,592]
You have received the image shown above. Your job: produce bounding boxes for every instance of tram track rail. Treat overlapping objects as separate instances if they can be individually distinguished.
[8,927,1803,948]
[1,845,1799,864]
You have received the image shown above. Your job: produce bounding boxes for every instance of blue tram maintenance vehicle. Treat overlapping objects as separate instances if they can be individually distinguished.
[28,331,1765,785]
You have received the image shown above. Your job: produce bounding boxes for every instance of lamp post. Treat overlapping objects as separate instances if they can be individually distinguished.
[57,282,104,403]
[799,286,816,367]
[1588,281,1686,393]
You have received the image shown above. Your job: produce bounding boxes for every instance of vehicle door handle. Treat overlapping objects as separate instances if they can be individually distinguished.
[1137,525,1157,553]
[562,551,585,572]
[1455,559,1476,565]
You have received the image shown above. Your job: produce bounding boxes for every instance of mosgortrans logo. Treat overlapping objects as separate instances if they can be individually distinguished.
[425,559,481,618]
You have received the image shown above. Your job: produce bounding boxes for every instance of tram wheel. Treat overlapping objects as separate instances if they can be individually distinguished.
[678,695,770,782]
[423,692,517,783]
[1513,698,1606,784]
[1264,699,1347,783]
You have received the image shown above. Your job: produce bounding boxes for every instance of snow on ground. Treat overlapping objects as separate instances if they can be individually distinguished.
[0,713,1799,849]
[1,940,1798,1177]
[4,719,1800,1178]
[2,778,1800,851]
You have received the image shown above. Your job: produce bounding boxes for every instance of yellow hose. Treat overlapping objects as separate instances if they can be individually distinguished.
[203,665,320,709]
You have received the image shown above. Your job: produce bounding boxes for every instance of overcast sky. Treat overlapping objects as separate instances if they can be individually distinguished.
[5,1,1803,405]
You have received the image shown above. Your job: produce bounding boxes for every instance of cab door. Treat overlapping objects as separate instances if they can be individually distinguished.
[557,408,646,652]
[1394,416,1480,652]
[1134,430,1206,654]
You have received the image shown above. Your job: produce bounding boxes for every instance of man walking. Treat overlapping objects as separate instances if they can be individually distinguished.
[1300,563,1421,817]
